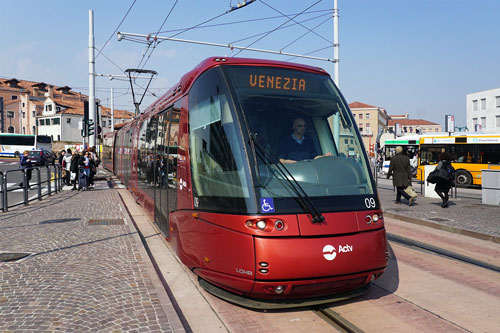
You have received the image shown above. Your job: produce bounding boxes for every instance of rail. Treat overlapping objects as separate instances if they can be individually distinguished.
[0,164,62,212]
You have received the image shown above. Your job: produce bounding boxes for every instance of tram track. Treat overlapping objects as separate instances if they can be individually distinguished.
[387,232,500,273]
[313,307,364,333]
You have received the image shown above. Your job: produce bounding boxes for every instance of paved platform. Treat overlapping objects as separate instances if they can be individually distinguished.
[1,169,499,331]
[0,174,185,332]
[377,179,500,243]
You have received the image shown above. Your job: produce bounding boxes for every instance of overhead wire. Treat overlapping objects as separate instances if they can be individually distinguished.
[284,45,332,62]
[94,0,137,61]
[154,9,332,33]
[260,0,332,45]
[137,0,180,70]
[231,0,323,57]
[230,11,331,44]
[279,15,332,52]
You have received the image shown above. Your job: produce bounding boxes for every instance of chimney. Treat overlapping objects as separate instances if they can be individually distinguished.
[405,112,409,119]
[48,85,53,97]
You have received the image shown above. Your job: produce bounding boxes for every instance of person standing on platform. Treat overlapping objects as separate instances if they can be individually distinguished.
[63,148,72,186]
[70,151,81,190]
[387,146,414,206]
[434,152,455,208]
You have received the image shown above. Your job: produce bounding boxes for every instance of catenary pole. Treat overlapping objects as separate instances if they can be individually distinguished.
[332,0,340,149]
[88,10,96,148]
[111,87,114,131]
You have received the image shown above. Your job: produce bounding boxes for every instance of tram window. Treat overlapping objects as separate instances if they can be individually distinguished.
[188,67,251,212]
[223,65,373,198]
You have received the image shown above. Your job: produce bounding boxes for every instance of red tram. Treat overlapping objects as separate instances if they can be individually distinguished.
[105,57,388,308]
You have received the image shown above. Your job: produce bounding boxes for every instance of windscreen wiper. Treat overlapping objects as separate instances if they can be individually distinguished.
[248,133,325,223]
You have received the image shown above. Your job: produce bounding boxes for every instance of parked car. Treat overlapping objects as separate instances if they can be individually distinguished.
[28,150,54,166]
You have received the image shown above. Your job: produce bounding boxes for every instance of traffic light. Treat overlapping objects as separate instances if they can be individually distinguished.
[81,119,88,137]
[88,119,95,136]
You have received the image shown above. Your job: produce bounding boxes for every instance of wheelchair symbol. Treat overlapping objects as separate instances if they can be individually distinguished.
[260,198,275,213]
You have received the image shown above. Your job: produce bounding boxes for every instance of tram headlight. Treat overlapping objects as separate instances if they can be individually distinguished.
[256,220,267,230]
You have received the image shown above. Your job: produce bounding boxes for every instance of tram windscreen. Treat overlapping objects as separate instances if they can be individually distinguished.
[223,65,374,211]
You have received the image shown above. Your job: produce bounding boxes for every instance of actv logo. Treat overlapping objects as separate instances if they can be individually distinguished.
[322,244,353,261]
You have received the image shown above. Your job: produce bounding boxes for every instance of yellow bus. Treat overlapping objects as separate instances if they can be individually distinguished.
[417,133,500,186]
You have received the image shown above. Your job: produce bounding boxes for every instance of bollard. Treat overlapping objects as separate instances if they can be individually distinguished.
[47,166,51,195]
[23,169,29,205]
[2,173,8,212]
[36,168,42,200]
[0,172,4,212]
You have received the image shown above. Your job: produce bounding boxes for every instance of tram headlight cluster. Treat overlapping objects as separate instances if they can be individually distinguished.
[245,218,286,232]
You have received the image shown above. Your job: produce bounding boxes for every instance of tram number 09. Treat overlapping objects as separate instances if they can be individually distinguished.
[364,197,376,208]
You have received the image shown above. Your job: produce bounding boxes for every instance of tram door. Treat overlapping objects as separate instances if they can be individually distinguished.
[154,103,179,236]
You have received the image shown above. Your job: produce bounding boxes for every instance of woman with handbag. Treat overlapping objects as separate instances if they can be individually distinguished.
[434,152,455,208]
[387,146,415,206]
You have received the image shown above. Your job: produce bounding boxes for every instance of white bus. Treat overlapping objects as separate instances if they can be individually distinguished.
[0,134,53,157]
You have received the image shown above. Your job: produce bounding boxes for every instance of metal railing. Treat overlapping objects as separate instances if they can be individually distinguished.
[1,164,62,212]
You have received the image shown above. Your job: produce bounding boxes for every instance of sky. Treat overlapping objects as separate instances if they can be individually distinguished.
[1,0,499,127]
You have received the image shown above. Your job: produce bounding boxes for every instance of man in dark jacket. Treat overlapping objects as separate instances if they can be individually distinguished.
[387,146,414,206]
[19,150,33,189]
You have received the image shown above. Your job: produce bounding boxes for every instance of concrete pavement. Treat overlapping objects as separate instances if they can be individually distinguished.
[0,173,185,332]
[377,177,500,243]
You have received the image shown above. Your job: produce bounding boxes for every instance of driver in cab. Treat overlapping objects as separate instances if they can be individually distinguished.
[277,117,332,163]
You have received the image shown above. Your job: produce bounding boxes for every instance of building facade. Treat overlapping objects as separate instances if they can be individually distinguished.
[1,78,133,142]
[386,113,441,135]
[349,101,390,156]
[466,88,500,133]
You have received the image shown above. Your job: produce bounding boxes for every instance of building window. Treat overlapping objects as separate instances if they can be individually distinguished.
[39,119,44,126]
[496,96,500,108]
[366,113,370,119]
[472,100,478,111]
[7,111,14,118]
[359,126,363,133]
[11,95,17,100]
[67,118,71,123]
[481,98,486,110]
[102,120,106,127]
[8,126,14,133]
[56,106,61,112]
[23,127,25,134]
[45,104,52,112]
[435,128,439,132]
[32,111,36,117]
[481,117,486,128]
[32,126,36,134]
[52,118,60,125]
[353,114,356,118]
[472,118,477,126]
[57,135,60,141]
[22,112,25,119]
[22,102,25,107]
[359,113,363,119]
[496,116,500,127]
